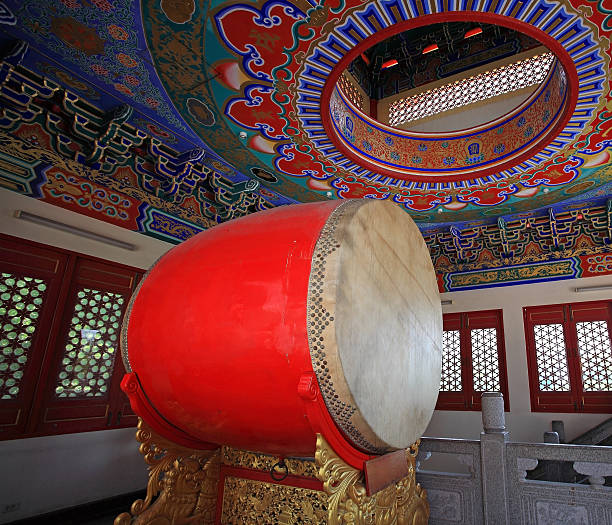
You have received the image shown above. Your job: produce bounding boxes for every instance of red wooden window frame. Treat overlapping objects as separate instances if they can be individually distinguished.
[524,300,612,413]
[0,233,143,440]
[436,309,510,411]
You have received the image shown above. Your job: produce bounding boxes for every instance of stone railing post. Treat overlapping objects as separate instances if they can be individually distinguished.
[480,392,509,525]
[543,431,560,444]
[543,431,562,481]
[551,421,565,443]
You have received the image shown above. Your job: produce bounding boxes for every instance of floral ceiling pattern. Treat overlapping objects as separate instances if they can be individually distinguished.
[0,0,610,227]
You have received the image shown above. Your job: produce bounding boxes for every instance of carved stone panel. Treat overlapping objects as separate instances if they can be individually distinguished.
[427,489,463,522]
[535,501,589,525]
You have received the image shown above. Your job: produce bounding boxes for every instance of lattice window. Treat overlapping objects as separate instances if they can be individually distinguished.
[576,321,612,392]
[55,288,125,398]
[533,324,570,392]
[470,328,501,392]
[0,273,47,400]
[338,73,365,111]
[0,235,143,439]
[436,310,508,411]
[388,52,555,127]
[440,330,462,391]
[525,302,612,413]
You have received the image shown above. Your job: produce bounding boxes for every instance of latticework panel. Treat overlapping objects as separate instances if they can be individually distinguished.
[470,328,501,392]
[576,321,612,392]
[338,73,364,111]
[389,52,554,126]
[0,273,48,399]
[533,324,570,392]
[55,288,125,398]
[440,330,462,391]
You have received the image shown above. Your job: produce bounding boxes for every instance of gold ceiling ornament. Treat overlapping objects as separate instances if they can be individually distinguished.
[314,434,429,525]
[114,419,221,525]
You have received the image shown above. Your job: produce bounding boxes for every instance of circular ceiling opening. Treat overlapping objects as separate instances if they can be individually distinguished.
[323,19,576,182]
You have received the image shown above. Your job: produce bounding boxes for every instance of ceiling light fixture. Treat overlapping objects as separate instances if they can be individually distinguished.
[422,44,438,54]
[574,285,612,293]
[464,28,483,38]
[14,210,136,251]
[381,59,398,69]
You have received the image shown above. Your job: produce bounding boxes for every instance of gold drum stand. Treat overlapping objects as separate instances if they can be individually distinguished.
[116,419,429,525]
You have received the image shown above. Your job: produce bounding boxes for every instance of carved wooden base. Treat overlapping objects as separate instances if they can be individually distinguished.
[316,434,429,525]
[114,419,220,525]
[117,419,429,525]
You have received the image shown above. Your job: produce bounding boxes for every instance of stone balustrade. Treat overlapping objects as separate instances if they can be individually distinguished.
[417,392,612,525]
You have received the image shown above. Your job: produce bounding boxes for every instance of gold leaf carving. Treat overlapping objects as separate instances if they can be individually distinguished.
[314,434,429,525]
[116,422,428,524]
[221,446,318,478]
[220,477,328,524]
[114,419,220,525]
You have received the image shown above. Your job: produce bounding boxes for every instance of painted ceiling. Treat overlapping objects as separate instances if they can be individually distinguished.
[0,0,610,231]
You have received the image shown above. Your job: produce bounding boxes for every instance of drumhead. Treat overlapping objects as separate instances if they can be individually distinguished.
[306,199,442,453]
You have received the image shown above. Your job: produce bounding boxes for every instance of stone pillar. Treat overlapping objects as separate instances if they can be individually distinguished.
[482,392,505,433]
[543,431,560,444]
[551,420,565,443]
[543,431,561,481]
[480,392,509,525]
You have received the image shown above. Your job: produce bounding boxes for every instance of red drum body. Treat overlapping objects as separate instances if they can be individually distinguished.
[122,200,442,466]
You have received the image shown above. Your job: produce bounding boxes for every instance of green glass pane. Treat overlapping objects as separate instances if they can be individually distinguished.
[52,286,125,399]
[0,272,47,399]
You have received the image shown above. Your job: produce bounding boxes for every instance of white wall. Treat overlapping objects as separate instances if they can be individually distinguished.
[0,188,172,268]
[0,429,149,522]
[0,189,173,522]
[425,275,612,443]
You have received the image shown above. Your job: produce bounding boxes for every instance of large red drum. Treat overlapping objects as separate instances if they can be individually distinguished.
[121,200,442,465]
